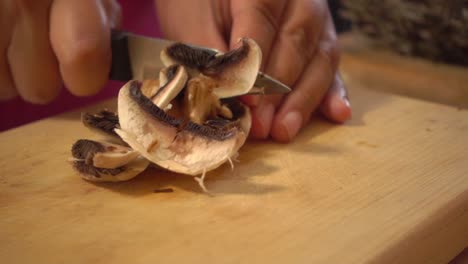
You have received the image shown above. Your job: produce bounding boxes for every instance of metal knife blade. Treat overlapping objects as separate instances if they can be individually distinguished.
[109,30,291,95]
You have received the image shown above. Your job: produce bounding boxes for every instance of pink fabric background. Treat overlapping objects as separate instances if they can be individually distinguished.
[0,0,161,131]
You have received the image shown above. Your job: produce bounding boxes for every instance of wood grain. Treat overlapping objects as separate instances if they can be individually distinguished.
[340,34,468,109]
[1,62,468,263]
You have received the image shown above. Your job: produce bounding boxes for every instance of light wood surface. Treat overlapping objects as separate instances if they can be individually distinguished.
[340,34,468,109]
[1,53,468,264]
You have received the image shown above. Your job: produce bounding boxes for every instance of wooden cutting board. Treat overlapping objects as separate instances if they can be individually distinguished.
[1,58,468,263]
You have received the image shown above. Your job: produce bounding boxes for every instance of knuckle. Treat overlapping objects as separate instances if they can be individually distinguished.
[319,40,340,72]
[250,1,280,33]
[287,27,309,56]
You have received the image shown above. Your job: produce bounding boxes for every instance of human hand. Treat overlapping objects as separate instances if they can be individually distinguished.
[0,0,121,104]
[155,0,351,143]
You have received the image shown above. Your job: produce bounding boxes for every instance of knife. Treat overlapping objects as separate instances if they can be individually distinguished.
[109,30,291,95]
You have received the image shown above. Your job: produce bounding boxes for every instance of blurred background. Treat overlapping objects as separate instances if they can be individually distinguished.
[1,0,467,132]
[335,0,467,66]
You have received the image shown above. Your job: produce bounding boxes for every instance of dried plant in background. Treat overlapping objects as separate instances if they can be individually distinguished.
[342,0,468,66]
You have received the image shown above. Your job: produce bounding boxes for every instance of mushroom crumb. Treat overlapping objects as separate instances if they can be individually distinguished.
[70,38,262,191]
[153,188,174,193]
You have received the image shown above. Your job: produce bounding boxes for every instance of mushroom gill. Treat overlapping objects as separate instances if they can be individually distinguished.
[82,110,120,140]
[71,139,149,182]
[161,38,262,98]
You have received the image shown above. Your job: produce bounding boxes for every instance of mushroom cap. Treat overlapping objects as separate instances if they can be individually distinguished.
[78,156,149,182]
[71,139,149,182]
[161,38,262,98]
[116,80,251,176]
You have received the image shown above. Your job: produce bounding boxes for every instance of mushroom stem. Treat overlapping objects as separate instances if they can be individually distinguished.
[184,76,234,125]
[152,65,188,109]
[194,169,209,193]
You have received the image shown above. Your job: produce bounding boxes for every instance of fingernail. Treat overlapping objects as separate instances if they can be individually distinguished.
[252,102,274,138]
[280,111,303,140]
[342,95,351,108]
[342,95,352,120]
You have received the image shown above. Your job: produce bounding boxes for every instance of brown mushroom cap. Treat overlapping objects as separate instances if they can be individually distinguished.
[116,80,250,176]
[161,38,262,98]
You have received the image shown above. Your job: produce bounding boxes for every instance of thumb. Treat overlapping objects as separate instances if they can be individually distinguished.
[229,1,287,139]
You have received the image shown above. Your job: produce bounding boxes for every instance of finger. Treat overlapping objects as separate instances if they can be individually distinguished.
[7,0,61,104]
[0,0,16,101]
[270,46,335,143]
[249,0,328,139]
[229,0,287,138]
[50,0,117,97]
[317,10,350,122]
[229,0,287,68]
[155,1,228,52]
[270,5,340,142]
[0,57,16,101]
[248,97,275,139]
[239,94,261,107]
[264,0,327,89]
[320,73,351,123]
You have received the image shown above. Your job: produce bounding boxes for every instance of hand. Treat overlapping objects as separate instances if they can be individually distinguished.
[155,0,351,143]
[0,0,121,104]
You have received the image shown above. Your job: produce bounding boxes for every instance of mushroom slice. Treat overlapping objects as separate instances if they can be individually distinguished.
[151,64,188,108]
[115,80,251,176]
[82,110,120,140]
[161,38,262,98]
[71,139,149,182]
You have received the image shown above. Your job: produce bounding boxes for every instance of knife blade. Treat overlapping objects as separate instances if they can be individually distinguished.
[109,30,291,95]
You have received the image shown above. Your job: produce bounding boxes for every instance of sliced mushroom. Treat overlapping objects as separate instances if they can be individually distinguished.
[115,80,250,176]
[72,38,260,188]
[71,139,149,182]
[161,38,262,98]
[82,110,121,141]
[92,142,140,169]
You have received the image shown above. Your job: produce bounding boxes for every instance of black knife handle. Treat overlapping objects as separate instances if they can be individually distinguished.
[109,30,133,81]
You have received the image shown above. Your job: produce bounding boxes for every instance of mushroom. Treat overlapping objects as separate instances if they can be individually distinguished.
[81,110,126,145]
[115,80,251,177]
[71,139,149,182]
[71,38,261,190]
[161,38,262,98]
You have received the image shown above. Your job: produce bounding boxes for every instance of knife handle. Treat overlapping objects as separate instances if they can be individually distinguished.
[109,30,133,81]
